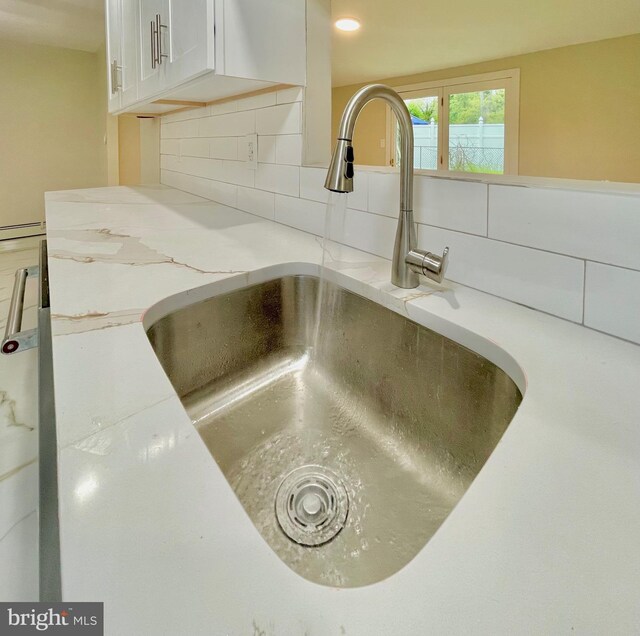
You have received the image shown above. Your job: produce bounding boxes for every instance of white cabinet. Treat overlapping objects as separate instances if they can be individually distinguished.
[106,0,139,110]
[106,0,305,115]
[165,0,214,88]
[120,1,139,107]
[137,0,168,100]
[106,0,120,112]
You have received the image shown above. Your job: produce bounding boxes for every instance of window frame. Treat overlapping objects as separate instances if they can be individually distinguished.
[385,69,520,175]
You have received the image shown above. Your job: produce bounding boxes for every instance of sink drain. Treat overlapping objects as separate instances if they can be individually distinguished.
[275,465,349,547]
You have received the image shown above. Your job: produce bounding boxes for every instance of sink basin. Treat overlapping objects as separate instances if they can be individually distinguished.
[146,274,522,587]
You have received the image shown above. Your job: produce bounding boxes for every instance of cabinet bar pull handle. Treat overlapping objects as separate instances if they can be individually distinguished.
[151,19,158,69]
[110,59,123,93]
[2,265,39,355]
[156,14,168,64]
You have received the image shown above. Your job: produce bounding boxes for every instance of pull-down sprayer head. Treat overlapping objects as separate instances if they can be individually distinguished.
[324,139,354,193]
[324,83,413,213]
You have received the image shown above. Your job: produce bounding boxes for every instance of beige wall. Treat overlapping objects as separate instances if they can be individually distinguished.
[118,116,160,186]
[0,41,111,228]
[118,116,142,185]
[332,34,640,183]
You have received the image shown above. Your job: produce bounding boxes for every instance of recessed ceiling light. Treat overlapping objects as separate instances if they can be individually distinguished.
[335,17,361,32]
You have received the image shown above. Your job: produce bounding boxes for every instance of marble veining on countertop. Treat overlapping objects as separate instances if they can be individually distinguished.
[45,185,640,635]
[0,238,40,600]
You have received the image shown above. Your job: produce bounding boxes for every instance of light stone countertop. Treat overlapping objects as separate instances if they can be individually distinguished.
[45,185,640,635]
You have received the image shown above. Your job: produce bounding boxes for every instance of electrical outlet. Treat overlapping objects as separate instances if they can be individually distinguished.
[245,133,258,170]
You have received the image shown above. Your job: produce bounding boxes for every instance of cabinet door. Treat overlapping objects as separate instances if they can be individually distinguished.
[105,0,121,112]
[165,0,214,87]
[119,0,139,107]
[138,0,169,99]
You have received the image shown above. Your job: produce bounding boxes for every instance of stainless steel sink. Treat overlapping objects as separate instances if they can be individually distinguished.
[146,275,522,587]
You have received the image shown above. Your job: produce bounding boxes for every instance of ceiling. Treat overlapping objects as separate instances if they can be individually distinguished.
[331,0,640,86]
[0,1,637,78]
[0,0,104,52]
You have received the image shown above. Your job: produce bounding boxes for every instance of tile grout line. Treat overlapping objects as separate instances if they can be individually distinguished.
[416,221,640,272]
[582,260,587,325]
[486,184,490,237]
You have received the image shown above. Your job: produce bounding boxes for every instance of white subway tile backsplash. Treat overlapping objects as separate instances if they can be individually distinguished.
[275,195,326,235]
[489,186,640,270]
[162,169,236,208]
[160,169,182,190]
[415,178,487,235]
[368,171,400,217]
[160,154,181,172]
[255,163,299,197]
[236,92,277,111]
[220,160,255,187]
[198,110,255,138]
[584,263,640,345]
[177,173,215,200]
[331,207,396,260]
[370,173,487,233]
[256,102,302,136]
[160,139,180,156]
[162,118,199,139]
[258,136,277,163]
[174,156,223,180]
[208,180,238,208]
[237,187,275,220]
[417,224,585,321]
[181,138,210,158]
[275,135,302,166]
[209,138,238,161]
[300,167,329,203]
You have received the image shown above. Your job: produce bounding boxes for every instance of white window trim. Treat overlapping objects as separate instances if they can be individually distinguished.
[385,69,520,175]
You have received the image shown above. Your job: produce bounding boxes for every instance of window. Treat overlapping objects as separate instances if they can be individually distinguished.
[387,70,520,175]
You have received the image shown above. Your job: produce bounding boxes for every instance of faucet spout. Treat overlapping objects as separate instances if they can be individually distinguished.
[324,84,448,288]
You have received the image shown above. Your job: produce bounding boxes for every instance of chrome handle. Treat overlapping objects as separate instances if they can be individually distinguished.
[150,19,158,69]
[2,265,39,354]
[156,14,168,64]
[406,246,449,284]
[110,59,122,93]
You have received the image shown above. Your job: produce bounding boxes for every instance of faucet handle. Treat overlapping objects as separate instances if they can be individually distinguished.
[406,246,449,283]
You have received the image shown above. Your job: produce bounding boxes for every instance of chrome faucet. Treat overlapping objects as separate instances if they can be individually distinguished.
[324,84,449,288]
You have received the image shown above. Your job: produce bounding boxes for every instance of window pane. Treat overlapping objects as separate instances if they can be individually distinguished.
[448,89,505,174]
[404,96,439,170]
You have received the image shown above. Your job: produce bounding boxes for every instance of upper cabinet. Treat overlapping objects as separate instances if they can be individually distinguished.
[106,0,139,111]
[106,0,306,115]
[137,0,169,100]
[165,0,213,89]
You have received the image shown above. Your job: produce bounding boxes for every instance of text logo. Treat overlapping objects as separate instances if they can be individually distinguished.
[0,603,103,635]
